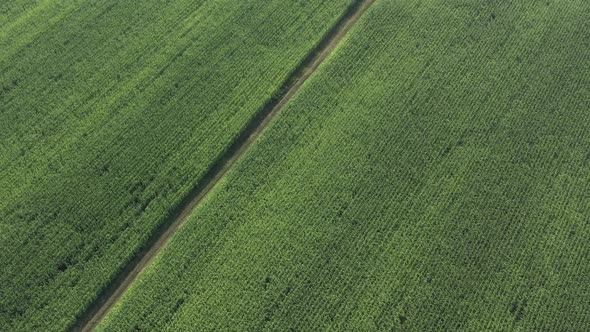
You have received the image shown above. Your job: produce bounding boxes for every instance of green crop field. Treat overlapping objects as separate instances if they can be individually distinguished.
[0,0,355,330]
[98,0,590,331]
[3,0,590,331]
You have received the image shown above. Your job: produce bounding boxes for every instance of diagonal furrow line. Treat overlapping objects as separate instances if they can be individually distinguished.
[73,0,375,330]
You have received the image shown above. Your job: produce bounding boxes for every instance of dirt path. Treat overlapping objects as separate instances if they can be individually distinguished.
[73,0,375,330]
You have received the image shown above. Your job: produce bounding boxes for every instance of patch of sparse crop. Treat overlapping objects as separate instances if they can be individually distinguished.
[100,0,590,331]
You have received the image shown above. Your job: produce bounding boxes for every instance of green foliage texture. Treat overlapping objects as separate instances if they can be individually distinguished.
[0,0,354,330]
[100,0,590,331]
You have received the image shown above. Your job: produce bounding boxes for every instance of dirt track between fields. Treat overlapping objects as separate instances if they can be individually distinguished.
[73,0,376,330]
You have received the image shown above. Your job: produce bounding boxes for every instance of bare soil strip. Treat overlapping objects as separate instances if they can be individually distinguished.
[73,1,375,330]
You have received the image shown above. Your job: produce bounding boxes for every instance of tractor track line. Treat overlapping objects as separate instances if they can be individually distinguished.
[73,0,375,330]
